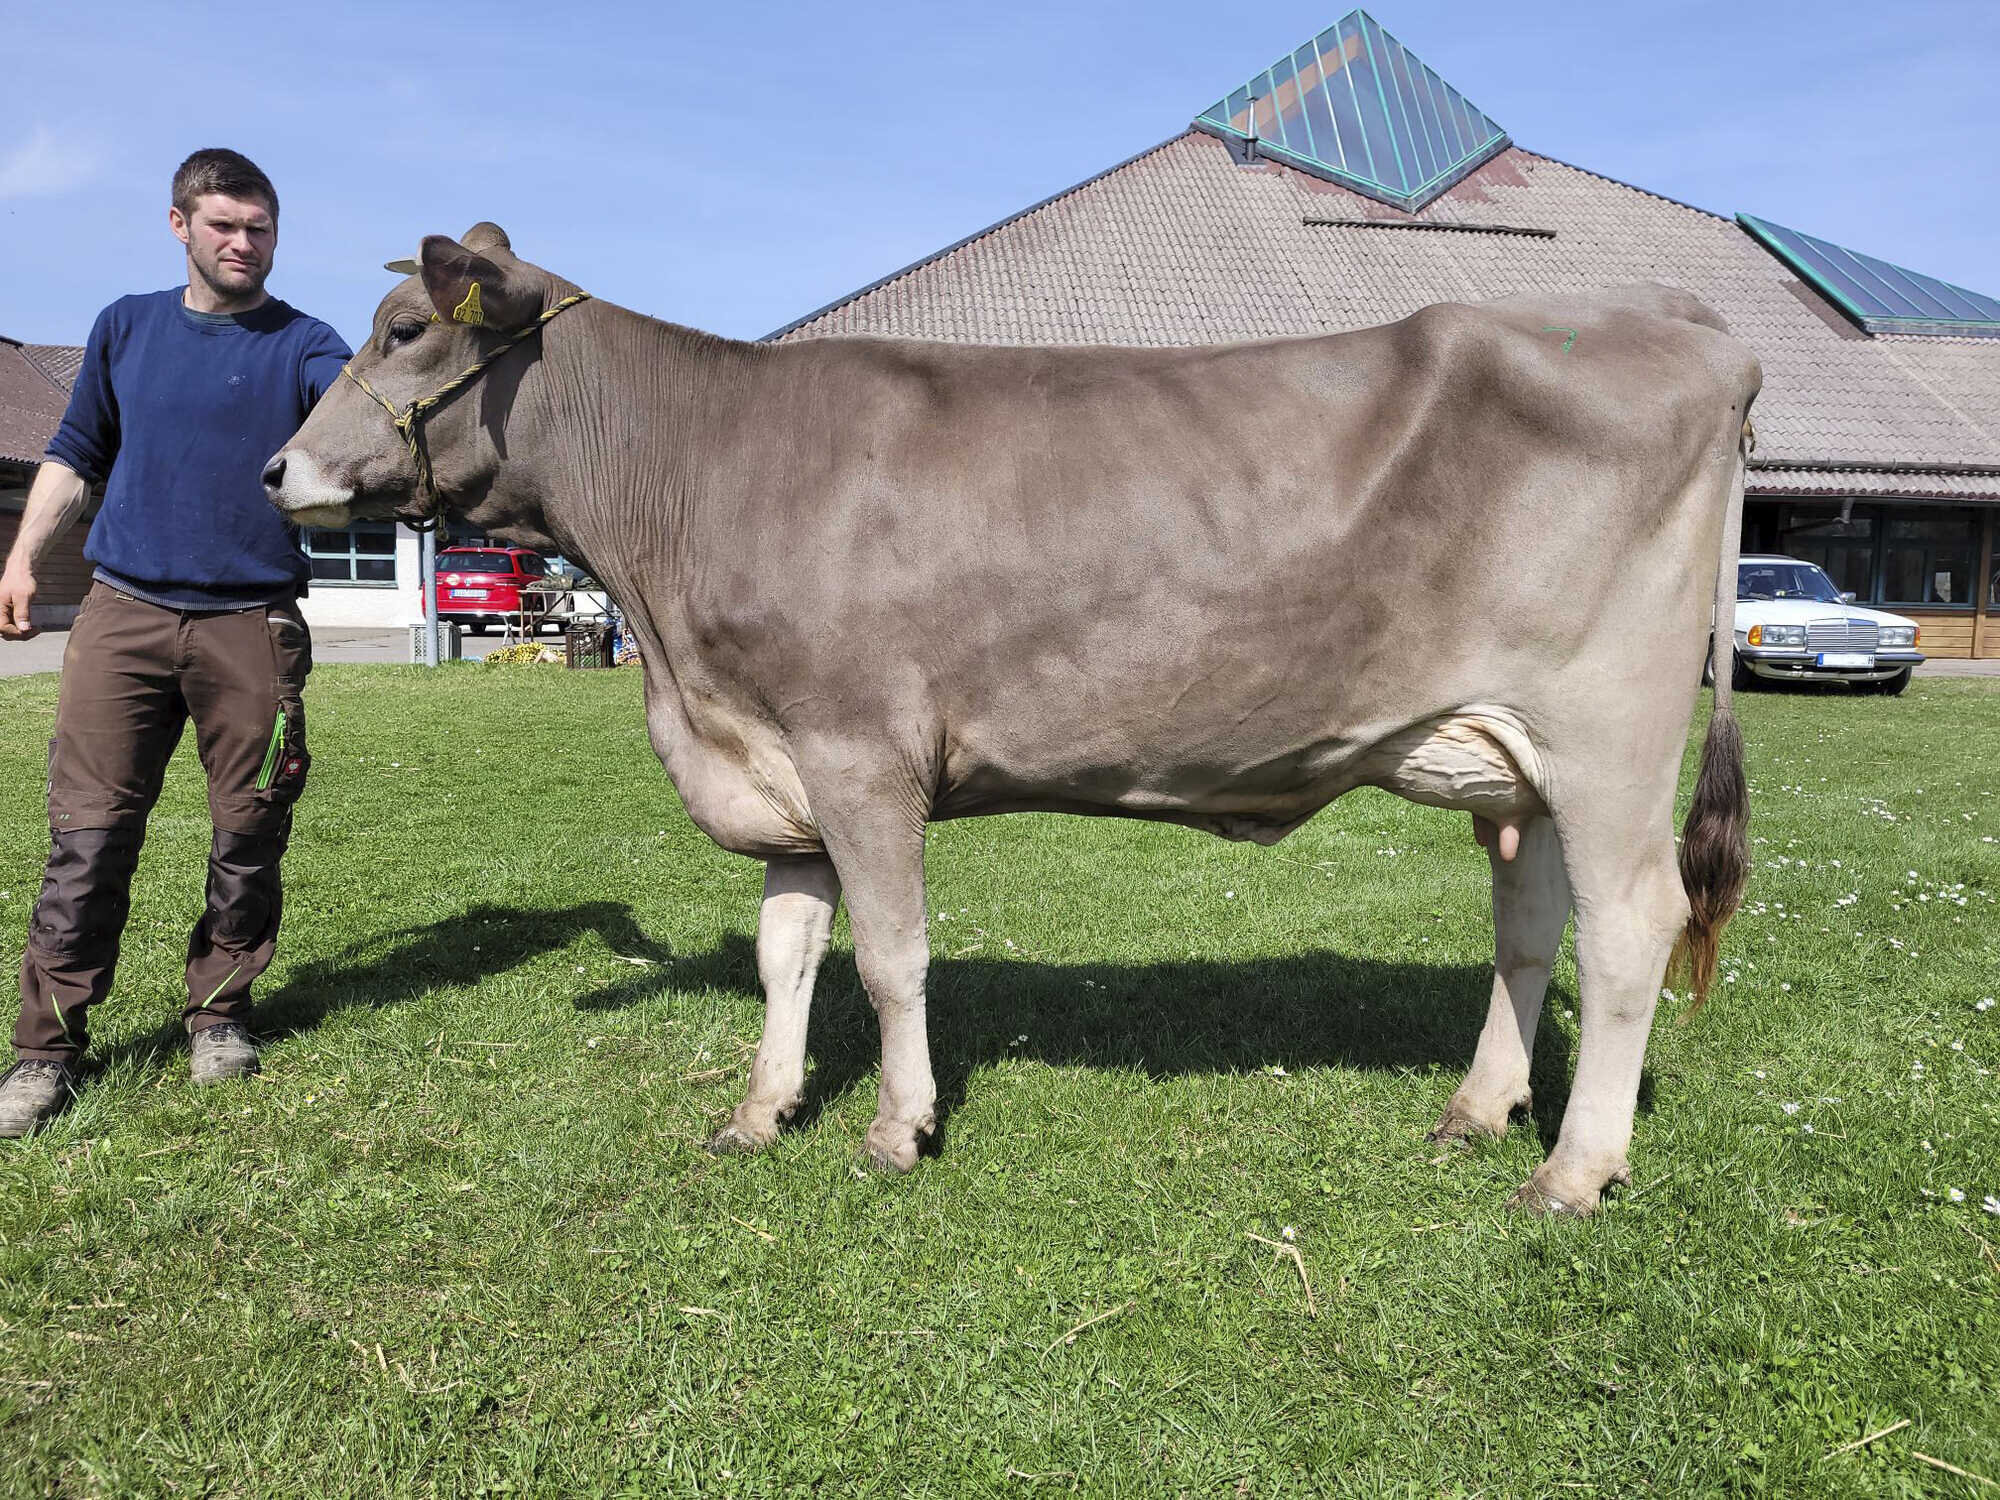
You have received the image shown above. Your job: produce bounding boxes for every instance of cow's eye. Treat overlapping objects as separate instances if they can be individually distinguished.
[386,321,427,348]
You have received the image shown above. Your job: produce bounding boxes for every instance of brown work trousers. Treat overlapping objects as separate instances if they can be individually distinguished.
[14,582,311,1062]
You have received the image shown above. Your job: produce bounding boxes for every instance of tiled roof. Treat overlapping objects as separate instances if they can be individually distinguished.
[775,131,1999,500]
[23,344,84,392]
[0,338,73,469]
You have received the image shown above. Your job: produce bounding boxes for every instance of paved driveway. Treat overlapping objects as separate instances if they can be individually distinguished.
[1,626,532,677]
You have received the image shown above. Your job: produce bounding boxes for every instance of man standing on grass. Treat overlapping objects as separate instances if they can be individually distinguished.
[0,149,350,1135]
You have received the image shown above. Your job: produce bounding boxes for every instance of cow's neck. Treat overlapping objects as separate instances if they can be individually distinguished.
[526,299,761,606]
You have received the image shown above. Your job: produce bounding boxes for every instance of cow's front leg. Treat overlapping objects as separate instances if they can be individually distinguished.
[1430,816,1570,1144]
[1509,819,1685,1215]
[708,854,842,1156]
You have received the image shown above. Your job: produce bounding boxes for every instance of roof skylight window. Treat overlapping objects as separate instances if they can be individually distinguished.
[1193,10,1508,212]
[1739,213,2000,339]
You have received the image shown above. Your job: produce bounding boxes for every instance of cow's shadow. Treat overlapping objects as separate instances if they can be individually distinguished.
[260,901,1608,1147]
[95,901,1610,1150]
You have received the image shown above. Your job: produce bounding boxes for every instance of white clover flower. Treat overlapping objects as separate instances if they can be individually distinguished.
[1781,1101,1800,1115]
[1984,1197,2000,1216]
[1977,998,1996,1012]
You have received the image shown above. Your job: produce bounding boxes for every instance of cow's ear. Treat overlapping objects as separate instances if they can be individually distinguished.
[419,234,540,332]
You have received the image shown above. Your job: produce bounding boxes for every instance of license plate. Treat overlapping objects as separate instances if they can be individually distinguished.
[446,589,484,599]
[1817,651,1874,668]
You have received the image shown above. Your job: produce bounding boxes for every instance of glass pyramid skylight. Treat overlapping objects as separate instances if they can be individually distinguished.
[1738,214,2000,339]
[1193,10,1508,211]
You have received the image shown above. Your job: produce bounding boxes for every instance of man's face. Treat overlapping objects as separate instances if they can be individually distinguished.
[170,192,277,300]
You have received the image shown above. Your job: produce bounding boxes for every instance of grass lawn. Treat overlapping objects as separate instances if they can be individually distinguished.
[1,664,1996,1498]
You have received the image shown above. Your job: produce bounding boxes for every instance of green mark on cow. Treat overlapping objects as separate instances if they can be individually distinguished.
[1542,326,1579,352]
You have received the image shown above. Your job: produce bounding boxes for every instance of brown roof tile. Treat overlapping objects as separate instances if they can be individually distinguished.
[775,132,1999,493]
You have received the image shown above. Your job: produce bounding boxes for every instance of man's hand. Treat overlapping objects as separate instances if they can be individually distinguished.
[0,563,37,640]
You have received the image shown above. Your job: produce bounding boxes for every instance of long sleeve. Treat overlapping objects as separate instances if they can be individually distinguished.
[45,304,121,484]
[298,320,353,409]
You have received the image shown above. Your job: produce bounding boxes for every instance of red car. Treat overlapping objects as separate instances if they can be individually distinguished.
[429,546,556,634]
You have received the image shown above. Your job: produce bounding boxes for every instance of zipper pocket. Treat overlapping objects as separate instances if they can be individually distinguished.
[254,711,285,791]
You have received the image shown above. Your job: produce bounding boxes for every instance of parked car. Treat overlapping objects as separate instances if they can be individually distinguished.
[1725,554,1923,694]
[428,546,558,634]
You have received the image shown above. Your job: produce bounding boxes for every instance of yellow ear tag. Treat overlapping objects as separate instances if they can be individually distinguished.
[452,281,484,325]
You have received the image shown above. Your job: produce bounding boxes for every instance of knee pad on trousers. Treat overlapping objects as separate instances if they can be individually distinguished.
[27,826,146,960]
[203,827,289,949]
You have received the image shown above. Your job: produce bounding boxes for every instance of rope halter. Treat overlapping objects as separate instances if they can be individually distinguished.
[339,292,591,532]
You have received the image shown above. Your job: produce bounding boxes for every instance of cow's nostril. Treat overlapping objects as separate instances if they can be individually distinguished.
[262,454,287,492]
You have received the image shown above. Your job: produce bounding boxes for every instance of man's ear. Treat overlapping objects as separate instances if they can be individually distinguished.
[419,235,541,331]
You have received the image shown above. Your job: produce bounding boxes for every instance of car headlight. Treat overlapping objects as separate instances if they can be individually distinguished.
[1747,623,1807,647]
[1879,626,1917,648]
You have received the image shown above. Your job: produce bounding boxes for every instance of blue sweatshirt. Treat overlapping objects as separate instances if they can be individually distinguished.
[46,289,352,609]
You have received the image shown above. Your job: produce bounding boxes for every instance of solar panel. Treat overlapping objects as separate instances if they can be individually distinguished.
[1194,9,1508,211]
[1739,213,2000,339]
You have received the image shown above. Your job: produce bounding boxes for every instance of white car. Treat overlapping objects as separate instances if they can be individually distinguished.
[1726,554,1923,695]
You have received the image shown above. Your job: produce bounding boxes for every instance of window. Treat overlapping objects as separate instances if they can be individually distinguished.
[1777,505,1874,599]
[302,524,397,585]
[1756,502,1986,608]
[1882,511,1980,605]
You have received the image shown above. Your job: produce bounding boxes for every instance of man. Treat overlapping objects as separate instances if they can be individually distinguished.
[0,148,350,1134]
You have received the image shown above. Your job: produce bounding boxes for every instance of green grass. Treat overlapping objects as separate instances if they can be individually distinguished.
[1,664,1996,1498]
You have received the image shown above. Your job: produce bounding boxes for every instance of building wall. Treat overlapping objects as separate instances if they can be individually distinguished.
[0,473,95,629]
[298,526,425,630]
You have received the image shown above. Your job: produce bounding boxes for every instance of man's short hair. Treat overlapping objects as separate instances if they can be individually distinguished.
[171,148,278,221]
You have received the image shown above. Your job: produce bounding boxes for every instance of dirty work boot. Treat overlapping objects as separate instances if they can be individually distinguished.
[0,1060,79,1137]
[190,1022,260,1084]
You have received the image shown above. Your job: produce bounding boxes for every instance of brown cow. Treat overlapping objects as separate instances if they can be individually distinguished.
[266,223,1756,1213]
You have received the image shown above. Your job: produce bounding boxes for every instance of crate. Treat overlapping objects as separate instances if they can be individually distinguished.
[565,622,615,669]
[409,620,463,664]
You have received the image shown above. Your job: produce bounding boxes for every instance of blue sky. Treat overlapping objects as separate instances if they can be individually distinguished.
[2,0,1993,348]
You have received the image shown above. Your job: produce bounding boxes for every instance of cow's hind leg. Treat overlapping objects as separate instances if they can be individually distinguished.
[1510,812,1686,1215]
[708,854,842,1155]
[1430,815,1569,1144]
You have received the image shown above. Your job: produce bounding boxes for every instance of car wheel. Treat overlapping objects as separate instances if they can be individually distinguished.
[468,622,486,636]
[1730,651,1754,692]
[1871,668,1911,696]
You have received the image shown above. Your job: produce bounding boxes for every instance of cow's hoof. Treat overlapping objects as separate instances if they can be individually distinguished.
[1426,1090,1528,1146]
[1427,1106,1502,1146]
[860,1121,925,1175]
[1507,1159,1629,1216]
[705,1119,778,1157]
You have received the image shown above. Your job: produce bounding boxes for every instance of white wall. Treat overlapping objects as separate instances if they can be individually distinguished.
[298,530,424,630]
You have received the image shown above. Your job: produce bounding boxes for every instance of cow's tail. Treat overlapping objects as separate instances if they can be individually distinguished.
[1671,413,1753,1015]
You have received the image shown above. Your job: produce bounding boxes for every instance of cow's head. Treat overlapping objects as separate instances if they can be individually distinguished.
[264,221,570,543]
